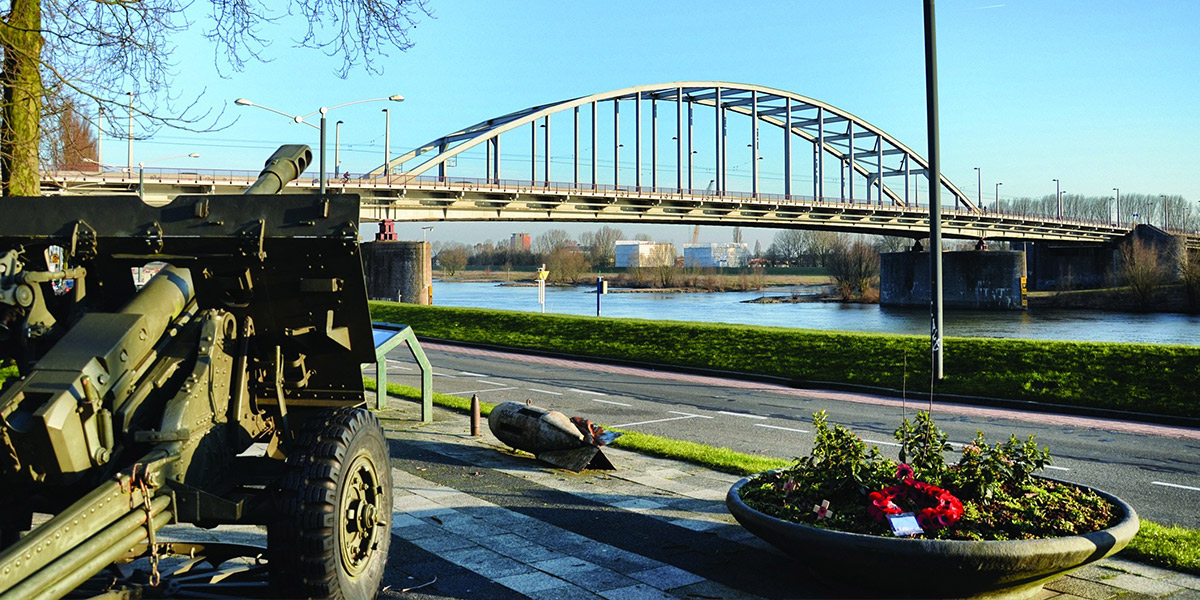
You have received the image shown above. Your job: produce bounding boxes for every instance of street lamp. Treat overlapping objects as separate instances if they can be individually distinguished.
[994,182,1002,213]
[335,120,343,177]
[382,108,392,185]
[1161,194,1168,229]
[138,153,199,200]
[1113,187,1121,226]
[1052,178,1061,219]
[421,226,433,245]
[973,167,981,210]
[234,94,404,194]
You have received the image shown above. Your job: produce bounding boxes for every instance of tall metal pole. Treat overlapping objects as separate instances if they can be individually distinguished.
[319,108,328,195]
[335,120,343,177]
[974,167,981,209]
[995,182,1002,213]
[1053,178,1061,219]
[126,92,134,170]
[1113,187,1120,225]
[383,109,391,184]
[96,105,103,170]
[924,0,944,382]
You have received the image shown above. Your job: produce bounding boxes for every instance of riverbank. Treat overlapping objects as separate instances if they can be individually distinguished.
[369,301,1200,424]
[435,268,833,292]
[1029,283,1198,313]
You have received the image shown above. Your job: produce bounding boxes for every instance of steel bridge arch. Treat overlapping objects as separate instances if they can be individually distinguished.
[371,81,979,213]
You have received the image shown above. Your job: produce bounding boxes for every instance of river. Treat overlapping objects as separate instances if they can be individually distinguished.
[428,281,1200,345]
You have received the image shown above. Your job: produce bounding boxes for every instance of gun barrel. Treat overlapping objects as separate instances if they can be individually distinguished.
[244,144,313,195]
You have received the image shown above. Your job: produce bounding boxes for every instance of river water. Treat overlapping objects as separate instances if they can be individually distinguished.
[429,281,1200,345]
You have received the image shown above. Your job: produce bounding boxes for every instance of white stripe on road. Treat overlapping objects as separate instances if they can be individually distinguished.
[478,380,504,386]
[433,373,458,378]
[754,423,809,433]
[615,411,714,428]
[1046,466,1071,471]
[385,360,413,370]
[1152,481,1200,492]
[591,398,632,407]
[526,388,563,396]
[718,410,767,420]
[569,388,606,396]
[458,371,487,377]
[449,387,515,396]
[863,438,902,448]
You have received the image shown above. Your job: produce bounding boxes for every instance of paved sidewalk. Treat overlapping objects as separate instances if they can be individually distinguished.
[374,397,1200,600]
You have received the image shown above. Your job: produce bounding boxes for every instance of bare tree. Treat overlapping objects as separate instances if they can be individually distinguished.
[534,229,574,256]
[42,95,97,169]
[1118,238,1165,305]
[545,247,590,284]
[768,230,805,265]
[579,225,623,267]
[436,244,469,276]
[0,0,430,195]
[826,239,879,301]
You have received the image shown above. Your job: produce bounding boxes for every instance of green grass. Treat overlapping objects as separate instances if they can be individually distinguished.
[369,302,1200,419]
[367,378,1199,576]
[1121,521,1200,575]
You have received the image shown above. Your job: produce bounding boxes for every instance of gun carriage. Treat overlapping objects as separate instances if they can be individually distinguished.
[0,145,392,599]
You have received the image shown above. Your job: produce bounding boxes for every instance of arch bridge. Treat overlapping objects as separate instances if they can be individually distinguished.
[42,81,1196,247]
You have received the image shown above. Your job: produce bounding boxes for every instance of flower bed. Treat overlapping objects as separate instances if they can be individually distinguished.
[737,411,1120,541]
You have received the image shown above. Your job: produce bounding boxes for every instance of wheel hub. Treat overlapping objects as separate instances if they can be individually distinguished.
[339,454,382,576]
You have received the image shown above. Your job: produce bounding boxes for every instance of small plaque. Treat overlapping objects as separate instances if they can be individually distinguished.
[887,512,924,537]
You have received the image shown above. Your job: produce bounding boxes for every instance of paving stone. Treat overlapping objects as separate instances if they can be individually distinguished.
[1165,573,1200,592]
[1045,576,1121,600]
[1162,588,1200,600]
[441,546,533,579]
[526,583,605,600]
[495,570,572,595]
[1104,558,1186,580]
[408,532,479,554]
[628,565,706,590]
[599,583,678,600]
[1104,573,1185,597]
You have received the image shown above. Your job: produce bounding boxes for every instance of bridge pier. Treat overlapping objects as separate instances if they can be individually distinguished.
[881,250,1027,310]
[1022,225,1185,290]
[362,227,432,304]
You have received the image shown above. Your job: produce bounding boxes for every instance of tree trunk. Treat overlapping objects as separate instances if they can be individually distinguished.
[0,0,44,196]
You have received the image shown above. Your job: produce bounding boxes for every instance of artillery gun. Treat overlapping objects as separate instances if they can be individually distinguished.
[0,145,392,599]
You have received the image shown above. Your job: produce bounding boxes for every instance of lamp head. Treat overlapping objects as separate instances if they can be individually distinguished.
[188,153,199,158]
[234,98,252,106]
[389,95,405,102]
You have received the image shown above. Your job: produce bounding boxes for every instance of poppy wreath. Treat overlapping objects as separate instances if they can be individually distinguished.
[867,464,964,531]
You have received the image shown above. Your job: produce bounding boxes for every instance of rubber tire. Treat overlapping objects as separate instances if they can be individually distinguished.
[270,408,393,599]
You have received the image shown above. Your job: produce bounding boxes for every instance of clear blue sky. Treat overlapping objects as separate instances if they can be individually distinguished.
[133,0,1200,247]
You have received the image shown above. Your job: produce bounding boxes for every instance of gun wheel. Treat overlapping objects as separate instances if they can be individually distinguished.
[270,407,392,600]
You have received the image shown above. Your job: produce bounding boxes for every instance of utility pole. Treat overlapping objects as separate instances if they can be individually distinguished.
[924,0,944,382]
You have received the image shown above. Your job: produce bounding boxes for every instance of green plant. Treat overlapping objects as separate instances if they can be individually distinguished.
[740,411,1116,540]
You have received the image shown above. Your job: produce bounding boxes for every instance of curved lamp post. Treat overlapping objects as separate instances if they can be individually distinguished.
[234,95,404,194]
[138,153,199,200]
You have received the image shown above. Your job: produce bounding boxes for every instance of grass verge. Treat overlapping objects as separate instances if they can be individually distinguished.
[369,302,1200,420]
[366,378,1199,576]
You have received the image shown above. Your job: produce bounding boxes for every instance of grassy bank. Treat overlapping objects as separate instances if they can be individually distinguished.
[367,379,1199,576]
[369,302,1199,419]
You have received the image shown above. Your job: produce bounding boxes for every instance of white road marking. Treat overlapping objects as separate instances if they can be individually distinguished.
[385,360,413,370]
[527,388,563,396]
[449,386,515,396]
[718,410,767,420]
[458,371,487,377]
[862,438,902,448]
[754,424,809,433]
[592,398,632,407]
[433,373,458,378]
[619,410,710,429]
[478,380,504,386]
[569,388,606,396]
[1046,466,1071,471]
[1152,481,1200,492]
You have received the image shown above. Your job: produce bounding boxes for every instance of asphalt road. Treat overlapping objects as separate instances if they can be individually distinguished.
[380,342,1200,528]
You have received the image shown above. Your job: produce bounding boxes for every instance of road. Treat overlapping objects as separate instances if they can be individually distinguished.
[381,341,1200,528]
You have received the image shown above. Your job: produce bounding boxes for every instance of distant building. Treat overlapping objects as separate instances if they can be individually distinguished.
[510,232,531,252]
[615,240,675,267]
[683,242,749,268]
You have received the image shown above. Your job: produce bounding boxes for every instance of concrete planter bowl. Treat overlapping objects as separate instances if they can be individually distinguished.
[727,473,1139,600]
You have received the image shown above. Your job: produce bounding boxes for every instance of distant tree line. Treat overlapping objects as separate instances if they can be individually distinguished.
[997,193,1198,231]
